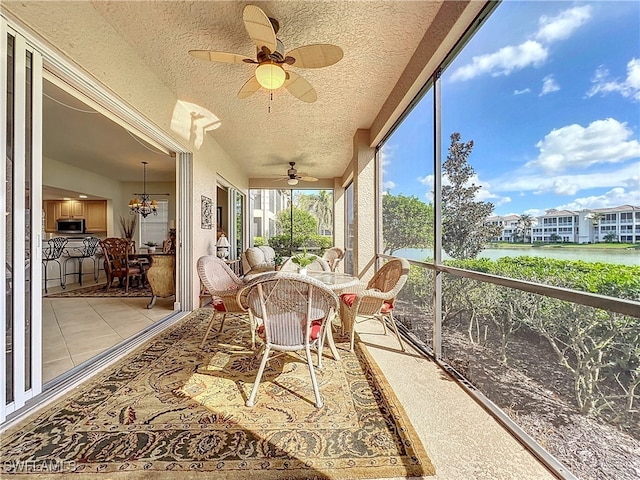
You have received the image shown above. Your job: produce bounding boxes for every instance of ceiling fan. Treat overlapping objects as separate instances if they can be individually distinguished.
[275,162,318,185]
[189,4,343,103]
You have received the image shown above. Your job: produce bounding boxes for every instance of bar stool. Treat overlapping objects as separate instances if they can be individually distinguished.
[42,237,68,293]
[64,237,101,286]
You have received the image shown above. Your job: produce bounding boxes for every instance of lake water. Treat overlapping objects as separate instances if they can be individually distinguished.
[395,247,640,266]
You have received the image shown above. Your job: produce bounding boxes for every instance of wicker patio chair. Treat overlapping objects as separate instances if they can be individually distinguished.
[339,257,409,352]
[196,255,254,348]
[322,247,345,272]
[238,272,339,408]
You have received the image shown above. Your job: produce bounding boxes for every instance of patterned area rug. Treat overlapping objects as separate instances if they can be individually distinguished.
[45,283,152,298]
[0,309,434,479]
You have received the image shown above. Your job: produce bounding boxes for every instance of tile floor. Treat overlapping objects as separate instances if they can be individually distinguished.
[42,276,175,384]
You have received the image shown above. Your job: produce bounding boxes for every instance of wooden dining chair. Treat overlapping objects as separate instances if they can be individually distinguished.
[99,237,145,292]
[238,272,339,408]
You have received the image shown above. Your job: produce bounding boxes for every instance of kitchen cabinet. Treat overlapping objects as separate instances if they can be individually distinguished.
[85,201,107,232]
[59,200,84,218]
[43,200,107,233]
[44,201,58,232]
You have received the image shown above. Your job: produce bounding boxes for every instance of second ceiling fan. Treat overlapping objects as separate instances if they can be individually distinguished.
[189,5,343,103]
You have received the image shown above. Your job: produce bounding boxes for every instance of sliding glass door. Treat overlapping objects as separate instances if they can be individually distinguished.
[1,23,43,422]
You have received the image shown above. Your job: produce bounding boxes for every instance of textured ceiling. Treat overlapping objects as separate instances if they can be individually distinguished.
[7,1,476,187]
[88,0,443,180]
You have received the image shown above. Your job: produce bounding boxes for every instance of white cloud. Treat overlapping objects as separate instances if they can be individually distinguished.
[586,57,640,102]
[514,88,531,95]
[540,75,560,96]
[382,180,397,190]
[450,6,591,83]
[450,41,547,82]
[534,5,592,44]
[554,187,639,211]
[527,118,640,172]
[524,208,544,218]
[491,163,640,198]
[418,174,434,190]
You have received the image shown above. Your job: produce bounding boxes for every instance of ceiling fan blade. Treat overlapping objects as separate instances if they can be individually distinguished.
[300,176,319,182]
[243,5,277,53]
[284,71,317,103]
[238,75,262,99]
[286,44,344,68]
[189,50,252,64]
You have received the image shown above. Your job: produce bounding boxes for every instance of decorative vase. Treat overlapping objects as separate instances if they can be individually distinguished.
[147,246,156,253]
[298,267,307,276]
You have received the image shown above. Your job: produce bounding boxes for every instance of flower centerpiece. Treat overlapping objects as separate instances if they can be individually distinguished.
[291,247,315,275]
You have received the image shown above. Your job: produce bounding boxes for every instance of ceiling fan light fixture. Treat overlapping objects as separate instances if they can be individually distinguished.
[287,177,299,186]
[255,61,286,89]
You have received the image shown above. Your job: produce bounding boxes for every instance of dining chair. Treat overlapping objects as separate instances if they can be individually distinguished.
[280,255,330,272]
[339,257,410,353]
[42,237,68,293]
[99,237,145,292]
[238,272,339,408]
[196,255,253,348]
[322,247,345,272]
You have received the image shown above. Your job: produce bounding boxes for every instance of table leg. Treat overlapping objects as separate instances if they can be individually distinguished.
[324,311,341,361]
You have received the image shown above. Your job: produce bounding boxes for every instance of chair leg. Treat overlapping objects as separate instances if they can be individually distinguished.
[248,311,256,349]
[42,261,49,294]
[246,345,271,407]
[200,312,221,348]
[386,312,406,352]
[349,313,357,352]
[305,345,323,408]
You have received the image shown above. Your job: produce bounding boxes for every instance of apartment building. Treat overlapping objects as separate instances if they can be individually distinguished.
[490,205,640,244]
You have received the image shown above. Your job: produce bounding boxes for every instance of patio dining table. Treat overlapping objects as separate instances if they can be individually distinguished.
[306,271,359,361]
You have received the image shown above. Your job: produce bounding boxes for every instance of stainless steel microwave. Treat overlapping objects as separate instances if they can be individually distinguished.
[56,218,85,234]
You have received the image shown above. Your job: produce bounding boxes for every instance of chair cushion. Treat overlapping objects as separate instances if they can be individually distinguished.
[340,293,393,313]
[211,299,226,312]
[256,319,322,341]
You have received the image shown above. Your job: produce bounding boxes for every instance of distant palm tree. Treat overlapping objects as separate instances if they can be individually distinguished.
[587,211,605,242]
[296,190,333,235]
[517,214,534,243]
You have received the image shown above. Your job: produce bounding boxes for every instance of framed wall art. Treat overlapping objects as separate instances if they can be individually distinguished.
[201,195,213,229]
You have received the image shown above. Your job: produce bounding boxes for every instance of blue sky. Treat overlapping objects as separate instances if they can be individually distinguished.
[382,1,640,217]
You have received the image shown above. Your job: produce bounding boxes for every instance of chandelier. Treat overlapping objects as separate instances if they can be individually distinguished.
[129,161,158,218]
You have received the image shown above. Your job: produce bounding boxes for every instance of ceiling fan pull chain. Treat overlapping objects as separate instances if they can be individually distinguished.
[269,91,273,113]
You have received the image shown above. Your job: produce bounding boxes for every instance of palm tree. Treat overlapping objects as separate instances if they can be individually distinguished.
[517,214,534,244]
[295,190,333,235]
[586,211,605,242]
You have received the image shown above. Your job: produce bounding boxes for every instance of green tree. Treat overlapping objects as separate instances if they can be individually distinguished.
[442,132,501,259]
[295,190,333,235]
[276,207,318,238]
[382,193,434,255]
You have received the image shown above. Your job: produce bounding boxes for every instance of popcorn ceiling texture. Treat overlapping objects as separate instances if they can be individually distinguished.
[2,1,480,182]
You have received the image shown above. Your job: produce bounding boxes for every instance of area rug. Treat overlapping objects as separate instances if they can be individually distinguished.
[0,309,434,479]
[45,283,152,298]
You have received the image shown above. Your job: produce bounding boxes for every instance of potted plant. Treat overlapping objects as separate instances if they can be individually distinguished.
[291,247,315,275]
[274,254,283,271]
[144,241,158,253]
